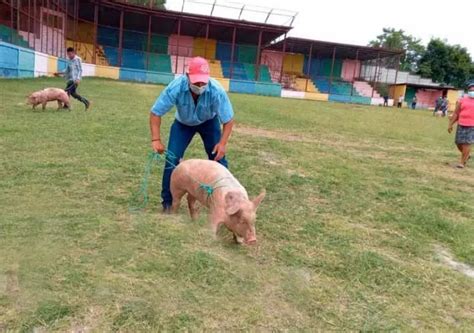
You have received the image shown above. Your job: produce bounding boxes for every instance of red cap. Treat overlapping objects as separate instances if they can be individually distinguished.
[188,57,210,84]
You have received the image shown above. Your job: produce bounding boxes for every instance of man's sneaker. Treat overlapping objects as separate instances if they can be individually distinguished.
[85,101,91,111]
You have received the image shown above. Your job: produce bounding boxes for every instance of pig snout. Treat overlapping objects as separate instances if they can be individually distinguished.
[244,228,257,245]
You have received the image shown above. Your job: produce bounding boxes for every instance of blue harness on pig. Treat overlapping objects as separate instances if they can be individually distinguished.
[128,151,228,212]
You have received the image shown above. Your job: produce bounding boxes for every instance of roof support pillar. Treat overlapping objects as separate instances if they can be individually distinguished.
[305,42,313,92]
[329,46,336,95]
[278,33,287,85]
[351,49,359,96]
[229,26,237,80]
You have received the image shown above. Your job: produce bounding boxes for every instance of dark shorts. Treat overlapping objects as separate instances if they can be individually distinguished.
[455,125,474,144]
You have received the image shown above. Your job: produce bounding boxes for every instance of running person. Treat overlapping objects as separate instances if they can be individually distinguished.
[57,47,90,110]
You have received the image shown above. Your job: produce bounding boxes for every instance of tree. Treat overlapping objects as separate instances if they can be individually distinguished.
[369,28,425,72]
[418,39,473,88]
[126,0,166,9]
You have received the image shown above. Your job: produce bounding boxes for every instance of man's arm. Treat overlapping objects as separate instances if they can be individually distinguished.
[212,90,235,161]
[75,59,83,83]
[148,79,181,153]
[448,101,461,133]
[213,119,234,161]
[220,119,234,144]
[150,113,165,153]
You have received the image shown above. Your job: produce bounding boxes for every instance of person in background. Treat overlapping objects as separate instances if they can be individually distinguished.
[448,82,474,168]
[149,57,234,213]
[411,96,417,110]
[433,96,443,115]
[56,47,91,110]
[383,95,389,107]
[441,95,449,117]
[397,96,403,108]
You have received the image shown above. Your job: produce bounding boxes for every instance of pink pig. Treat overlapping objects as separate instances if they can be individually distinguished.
[170,159,265,245]
[27,88,70,110]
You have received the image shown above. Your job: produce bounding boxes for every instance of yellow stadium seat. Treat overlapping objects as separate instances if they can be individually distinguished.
[209,59,223,78]
[193,38,217,59]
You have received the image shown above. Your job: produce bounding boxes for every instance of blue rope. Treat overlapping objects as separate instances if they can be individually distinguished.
[128,151,226,212]
[128,152,164,212]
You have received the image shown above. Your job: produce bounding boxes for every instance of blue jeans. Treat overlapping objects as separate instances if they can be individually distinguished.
[161,117,228,206]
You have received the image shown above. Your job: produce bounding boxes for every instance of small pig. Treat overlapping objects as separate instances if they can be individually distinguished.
[170,159,265,245]
[27,88,70,111]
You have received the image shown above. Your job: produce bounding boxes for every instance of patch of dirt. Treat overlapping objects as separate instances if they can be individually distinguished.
[305,195,328,206]
[404,160,474,186]
[287,169,307,178]
[5,270,19,295]
[435,245,474,279]
[70,306,104,333]
[237,125,474,185]
[235,126,312,143]
[235,125,436,154]
[258,151,284,166]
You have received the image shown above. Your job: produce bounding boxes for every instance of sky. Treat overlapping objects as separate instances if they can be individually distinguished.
[166,0,473,56]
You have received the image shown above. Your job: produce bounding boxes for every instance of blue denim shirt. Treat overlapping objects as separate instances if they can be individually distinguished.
[65,55,83,82]
[151,75,234,126]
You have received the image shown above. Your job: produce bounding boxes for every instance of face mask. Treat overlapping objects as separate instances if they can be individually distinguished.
[190,84,207,95]
[468,91,474,98]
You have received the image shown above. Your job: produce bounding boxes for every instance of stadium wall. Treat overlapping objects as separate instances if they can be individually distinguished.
[1,41,400,106]
[0,41,174,85]
[0,41,281,97]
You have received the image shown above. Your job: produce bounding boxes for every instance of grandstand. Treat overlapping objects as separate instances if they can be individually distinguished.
[0,0,439,107]
[265,37,402,104]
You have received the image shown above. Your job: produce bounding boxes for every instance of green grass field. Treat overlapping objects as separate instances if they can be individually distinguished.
[1,77,473,331]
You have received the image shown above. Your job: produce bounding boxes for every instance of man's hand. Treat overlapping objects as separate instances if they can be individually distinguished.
[152,139,165,154]
[448,126,453,134]
[74,80,80,85]
[212,142,227,161]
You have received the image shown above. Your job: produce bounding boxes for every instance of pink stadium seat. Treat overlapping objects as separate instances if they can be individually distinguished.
[261,50,283,81]
[353,81,381,98]
[168,34,194,57]
[170,56,193,74]
[341,60,361,81]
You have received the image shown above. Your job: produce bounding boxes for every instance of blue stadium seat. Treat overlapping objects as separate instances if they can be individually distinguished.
[122,49,145,69]
[221,61,247,80]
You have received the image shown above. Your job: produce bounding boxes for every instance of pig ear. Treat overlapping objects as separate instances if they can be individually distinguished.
[252,190,266,210]
[225,191,242,215]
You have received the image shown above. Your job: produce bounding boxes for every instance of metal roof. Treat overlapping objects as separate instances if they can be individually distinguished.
[390,83,456,90]
[266,37,404,61]
[82,0,291,44]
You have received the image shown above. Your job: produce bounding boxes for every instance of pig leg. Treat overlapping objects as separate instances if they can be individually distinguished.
[233,234,244,244]
[171,188,186,214]
[56,100,62,110]
[209,211,226,235]
[41,102,47,111]
[209,212,242,243]
[187,194,200,220]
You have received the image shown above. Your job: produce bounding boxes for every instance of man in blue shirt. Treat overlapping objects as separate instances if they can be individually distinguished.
[149,57,235,212]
